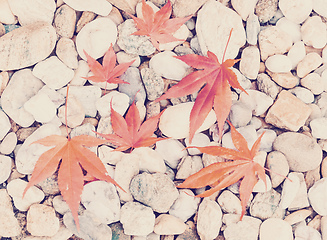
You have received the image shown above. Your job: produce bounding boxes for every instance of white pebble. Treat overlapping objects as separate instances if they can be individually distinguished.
[265,54,292,73]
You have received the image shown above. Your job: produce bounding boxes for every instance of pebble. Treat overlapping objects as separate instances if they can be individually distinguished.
[313,0,327,18]
[141,68,164,101]
[289,87,315,104]
[276,17,302,43]
[96,91,130,118]
[117,19,156,56]
[279,0,312,24]
[154,214,187,235]
[231,0,257,21]
[32,56,74,90]
[56,37,79,69]
[301,72,324,95]
[171,0,208,18]
[0,22,56,71]
[246,13,260,45]
[116,51,140,68]
[0,0,16,24]
[308,177,327,215]
[176,155,203,179]
[0,132,17,155]
[168,189,200,222]
[258,26,293,61]
[63,0,112,16]
[70,60,89,86]
[63,210,112,240]
[36,174,60,195]
[317,92,327,116]
[15,123,61,175]
[239,89,274,116]
[23,92,56,124]
[256,73,281,100]
[265,55,292,73]
[8,0,56,26]
[131,147,166,174]
[284,209,313,225]
[311,118,327,139]
[259,218,293,240]
[27,204,60,237]
[268,71,300,89]
[110,222,130,240]
[118,67,147,103]
[196,0,246,61]
[75,11,96,33]
[229,102,252,128]
[232,67,252,93]
[0,189,21,237]
[185,133,210,155]
[54,4,76,38]
[155,139,187,169]
[273,131,322,172]
[217,190,242,215]
[76,17,117,61]
[130,172,179,213]
[294,225,322,240]
[81,181,120,224]
[285,172,309,211]
[159,25,190,52]
[98,145,124,165]
[58,94,85,128]
[120,202,155,236]
[266,151,289,188]
[197,199,222,240]
[52,195,70,215]
[287,41,306,69]
[7,179,45,211]
[255,0,278,23]
[297,52,323,78]
[265,90,312,132]
[223,214,262,240]
[239,46,260,79]
[159,102,216,139]
[257,129,276,152]
[301,16,327,49]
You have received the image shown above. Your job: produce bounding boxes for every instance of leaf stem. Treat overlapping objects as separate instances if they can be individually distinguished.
[222,28,233,62]
[65,84,70,141]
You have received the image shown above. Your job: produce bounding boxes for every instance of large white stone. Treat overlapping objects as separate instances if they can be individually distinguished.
[279,0,312,24]
[259,218,293,240]
[0,0,16,24]
[301,16,327,49]
[63,0,112,16]
[265,55,292,73]
[231,0,258,21]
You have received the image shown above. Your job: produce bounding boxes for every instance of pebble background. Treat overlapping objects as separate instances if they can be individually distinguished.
[0,0,327,239]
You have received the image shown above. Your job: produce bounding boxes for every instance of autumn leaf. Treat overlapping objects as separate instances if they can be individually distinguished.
[83,44,135,85]
[23,87,124,230]
[95,100,166,152]
[155,29,246,141]
[177,121,266,220]
[128,0,191,50]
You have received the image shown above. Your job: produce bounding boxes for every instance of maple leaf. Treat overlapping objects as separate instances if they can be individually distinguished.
[155,29,246,141]
[23,87,124,230]
[128,0,191,50]
[83,44,135,85]
[177,121,266,220]
[95,100,166,152]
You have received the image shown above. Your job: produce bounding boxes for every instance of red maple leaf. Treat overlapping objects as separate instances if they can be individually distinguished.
[83,44,135,85]
[155,30,246,141]
[23,87,123,230]
[95,100,166,152]
[128,0,191,50]
[178,121,266,220]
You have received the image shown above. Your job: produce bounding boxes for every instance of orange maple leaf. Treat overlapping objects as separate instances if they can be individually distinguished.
[95,100,166,152]
[155,29,246,141]
[177,121,266,220]
[128,0,191,50]
[83,44,135,85]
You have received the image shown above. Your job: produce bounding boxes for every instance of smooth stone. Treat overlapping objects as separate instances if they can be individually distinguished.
[58,95,85,128]
[27,204,59,237]
[149,51,189,81]
[7,179,45,212]
[257,129,276,152]
[15,123,61,175]
[116,51,140,68]
[246,13,260,45]
[185,133,210,155]
[290,86,315,104]
[130,172,179,213]
[0,155,11,184]
[265,90,312,131]
[35,174,60,195]
[287,41,306,69]
[239,89,274,116]
[154,214,187,235]
[217,190,242,215]
[95,91,130,117]
[313,0,327,18]
[106,0,138,14]
[268,71,300,89]
[265,55,292,73]
[171,0,208,18]
[232,67,252,93]
[159,102,216,139]
[276,17,302,43]
[255,0,278,23]
[273,131,322,172]
[301,72,324,95]
[223,214,262,240]
[98,145,124,165]
[8,0,56,26]
[256,73,281,100]
[155,139,187,169]
[0,22,56,71]
[117,19,156,56]
[308,178,327,215]
[0,0,16,24]
[56,37,79,69]
[0,132,17,155]
[258,26,293,61]
[131,147,166,174]
[70,60,89,86]
[141,68,164,101]
[197,199,222,240]
[294,225,322,240]
[76,17,117,60]
[259,218,293,240]
[32,56,74,90]
[284,172,309,211]
[240,46,260,79]
[279,0,312,24]
[196,0,246,62]
[81,181,120,224]
[176,155,203,180]
[297,52,323,78]
[229,102,252,128]
[0,189,21,237]
[284,209,313,225]
[120,202,155,236]
[54,4,76,38]
[311,118,327,139]
[301,16,327,49]
[109,222,130,240]
[63,0,112,16]
[266,151,289,188]
[231,0,257,21]
[317,92,327,116]
[169,189,200,222]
